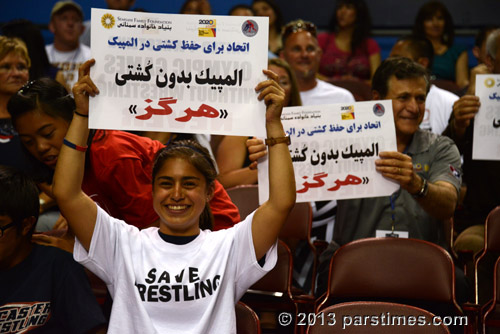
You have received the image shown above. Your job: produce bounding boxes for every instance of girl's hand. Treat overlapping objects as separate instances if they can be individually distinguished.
[72,59,99,116]
[255,69,285,124]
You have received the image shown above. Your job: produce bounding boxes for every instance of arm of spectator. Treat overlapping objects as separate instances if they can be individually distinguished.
[38,182,55,199]
[52,214,68,230]
[39,191,56,213]
[252,70,295,260]
[215,135,258,189]
[32,229,75,253]
[375,151,458,220]
[52,59,99,251]
[455,51,470,89]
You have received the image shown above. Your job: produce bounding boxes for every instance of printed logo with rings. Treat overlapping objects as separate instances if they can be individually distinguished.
[485,77,495,88]
[101,13,115,29]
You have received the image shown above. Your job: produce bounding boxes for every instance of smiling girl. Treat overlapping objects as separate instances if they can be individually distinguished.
[51,59,295,333]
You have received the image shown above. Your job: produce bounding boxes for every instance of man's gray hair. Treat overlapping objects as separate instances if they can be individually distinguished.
[486,28,500,59]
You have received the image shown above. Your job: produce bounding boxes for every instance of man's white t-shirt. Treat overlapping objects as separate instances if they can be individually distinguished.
[421,84,459,135]
[300,79,356,106]
[74,205,277,334]
[298,78,355,235]
[45,43,91,89]
[296,79,355,289]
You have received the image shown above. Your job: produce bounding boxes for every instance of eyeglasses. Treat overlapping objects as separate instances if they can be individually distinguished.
[0,221,16,237]
[282,20,317,42]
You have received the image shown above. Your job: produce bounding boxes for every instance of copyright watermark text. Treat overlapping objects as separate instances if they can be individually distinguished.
[278,312,468,329]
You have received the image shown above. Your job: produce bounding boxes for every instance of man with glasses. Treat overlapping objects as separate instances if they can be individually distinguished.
[0,165,106,333]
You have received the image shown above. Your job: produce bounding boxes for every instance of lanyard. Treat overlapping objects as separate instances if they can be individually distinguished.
[387,144,410,235]
[389,192,397,235]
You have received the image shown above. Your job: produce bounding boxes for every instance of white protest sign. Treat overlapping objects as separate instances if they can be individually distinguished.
[89,9,269,137]
[258,101,399,203]
[473,74,500,160]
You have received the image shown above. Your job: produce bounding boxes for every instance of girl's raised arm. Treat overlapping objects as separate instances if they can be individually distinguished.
[53,59,99,251]
[252,69,296,260]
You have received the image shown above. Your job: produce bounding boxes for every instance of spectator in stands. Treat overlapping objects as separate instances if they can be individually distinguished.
[446,29,500,256]
[0,36,32,172]
[45,1,91,90]
[280,19,355,106]
[317,58,465,305]
[390,35,459,135]
[413,1,469,89]
[445,29,500,306]
[8,78,240,236]
[466,26,498,95]
[215,58,301,189]
[50,58,294,333]
[252,0,284,56]
[228,4,254,16]
[473,27,498,66]
[80,0,136,47]
[180,0,211,14]
[0,33,64,232]
[317,0,381,82]
[1,19,66,89]
[0,165,106,333]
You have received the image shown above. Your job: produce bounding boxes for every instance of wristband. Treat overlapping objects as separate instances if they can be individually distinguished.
[413,177,428,199]
[74,110,89,118]
[265,135,291,146]
[63,138,88,152]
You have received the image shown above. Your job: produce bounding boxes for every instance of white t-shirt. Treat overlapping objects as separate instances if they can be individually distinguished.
[299,78,355,239]
[300,79,356,106]
[45,43,91,89]
[74,205,277,334]
[421,84,459,135]
[296,79,355,289]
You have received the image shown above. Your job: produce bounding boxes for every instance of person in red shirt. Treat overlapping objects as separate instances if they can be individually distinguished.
[8,78,240,231]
